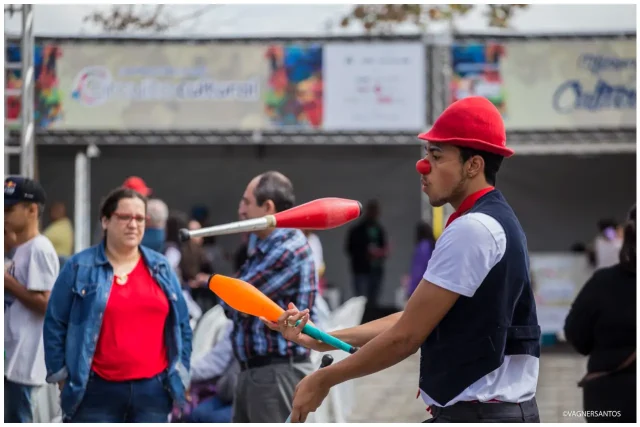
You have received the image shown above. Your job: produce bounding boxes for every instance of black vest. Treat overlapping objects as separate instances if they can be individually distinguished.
[419,190,540,406]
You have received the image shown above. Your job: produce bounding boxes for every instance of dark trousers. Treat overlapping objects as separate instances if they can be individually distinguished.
[66,371,173,423]
[4,378,36,423]
[583,372,636,423]
[188,395,233,423]
[353,269,383,304]
[424,398,540,423]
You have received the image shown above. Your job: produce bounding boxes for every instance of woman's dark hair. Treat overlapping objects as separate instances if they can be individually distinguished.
[619,204,636,273]
[416,221,435,243]
[458,147,504,186]
[165,211,205,282]
[165,211,189,245]
[99,187,148,220]
[597,218,618,233]
[254,171,295,213]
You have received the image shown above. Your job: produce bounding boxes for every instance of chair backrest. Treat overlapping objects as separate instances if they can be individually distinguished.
[191,305,231,362]
[330,296,367,331]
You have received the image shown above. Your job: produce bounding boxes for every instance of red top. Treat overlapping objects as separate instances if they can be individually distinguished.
[92,258,170,381]
[445,186,495,228]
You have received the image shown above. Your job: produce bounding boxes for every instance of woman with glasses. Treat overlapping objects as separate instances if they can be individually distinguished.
[43,187,192,423]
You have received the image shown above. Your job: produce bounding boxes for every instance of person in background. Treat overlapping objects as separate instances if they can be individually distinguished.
[303,230,326,295]
[4,177,60,423]
[564,205,636,423]
[43,201,74,257]
[587,218,623,270]
[232,232,250,273]
[164,212,190,279]
[227,171,317,423]
[43,187,192,422]
[122,175,152,198]
[186,219,217,313]
[182,322,238,423]
[345,199,389,307]
[406,221,436,299]
[164,213,204,322]
[141,198,168,253]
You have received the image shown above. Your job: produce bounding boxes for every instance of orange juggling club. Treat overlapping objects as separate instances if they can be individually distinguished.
[208,274,358,354]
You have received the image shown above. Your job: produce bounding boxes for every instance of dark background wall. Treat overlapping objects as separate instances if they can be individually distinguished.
[29,144,636,306]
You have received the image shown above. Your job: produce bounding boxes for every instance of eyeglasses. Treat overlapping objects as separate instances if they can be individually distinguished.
[112,212,147,225]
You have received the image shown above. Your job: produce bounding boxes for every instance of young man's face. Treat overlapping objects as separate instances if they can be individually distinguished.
[419,143,466,208]
[4,202,34,234]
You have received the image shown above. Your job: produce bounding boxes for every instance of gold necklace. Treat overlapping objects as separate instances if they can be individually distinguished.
[115,273,129,286]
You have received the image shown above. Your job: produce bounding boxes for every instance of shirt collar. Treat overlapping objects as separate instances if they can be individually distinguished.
[249,228,290,256]
[446,186,495,228]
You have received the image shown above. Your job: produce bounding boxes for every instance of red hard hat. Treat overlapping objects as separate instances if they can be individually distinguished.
[122,176,152,197]
[418,96,514,158]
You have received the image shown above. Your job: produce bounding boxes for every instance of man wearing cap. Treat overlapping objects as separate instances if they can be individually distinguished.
[265,97,541,423]
[4,176,61,422]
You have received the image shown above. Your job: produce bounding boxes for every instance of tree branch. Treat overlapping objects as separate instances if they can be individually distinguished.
[341,4,528,34]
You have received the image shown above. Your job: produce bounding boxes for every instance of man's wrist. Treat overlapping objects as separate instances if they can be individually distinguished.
[317,365,342,389]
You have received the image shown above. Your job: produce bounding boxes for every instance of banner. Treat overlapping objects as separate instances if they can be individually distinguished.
[451,39,636,130]
[264,43,323,129]
[53,43,269,130]
[5,43,64,130]
[323,42,426,131]
[530,252,592,335]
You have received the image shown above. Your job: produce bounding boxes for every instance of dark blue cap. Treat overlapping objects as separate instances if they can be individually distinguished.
[4,176,46,207]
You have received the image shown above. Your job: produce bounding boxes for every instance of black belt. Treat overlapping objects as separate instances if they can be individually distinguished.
[239,354,310,371]
[428,398,539,422]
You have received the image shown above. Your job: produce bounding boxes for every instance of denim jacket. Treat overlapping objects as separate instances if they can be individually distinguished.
[43,242,193,418]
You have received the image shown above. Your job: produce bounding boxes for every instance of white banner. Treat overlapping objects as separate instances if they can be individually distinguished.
[323,43,426,131]
[530,252,593,334]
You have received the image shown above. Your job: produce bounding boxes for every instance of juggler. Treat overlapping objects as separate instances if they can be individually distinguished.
[263,96,541,423]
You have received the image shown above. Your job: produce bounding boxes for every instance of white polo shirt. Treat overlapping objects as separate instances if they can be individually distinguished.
[419,212,539,407]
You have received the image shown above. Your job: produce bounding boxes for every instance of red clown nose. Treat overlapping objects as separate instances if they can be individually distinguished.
[416,159,431,175]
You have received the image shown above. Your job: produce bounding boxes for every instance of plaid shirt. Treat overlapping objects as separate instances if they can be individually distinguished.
[221,228,318,362]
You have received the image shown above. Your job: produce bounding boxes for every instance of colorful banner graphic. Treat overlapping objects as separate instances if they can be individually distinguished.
[451,42,506,115]
[5,43,64,129]
[53,43,270,130]
[265,44,323,129]
[452,39,636,130]
[323,42,426,131]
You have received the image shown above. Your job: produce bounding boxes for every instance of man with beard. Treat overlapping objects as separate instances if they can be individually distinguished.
[264,97,541,423]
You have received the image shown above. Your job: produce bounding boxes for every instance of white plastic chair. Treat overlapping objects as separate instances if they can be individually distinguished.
[330,296,367,331]
[320,296,367,422]
[191,305,231,362]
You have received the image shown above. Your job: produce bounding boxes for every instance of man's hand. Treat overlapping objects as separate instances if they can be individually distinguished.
[260,303,323,351]
[57,380,65,392]
[289,370,331,423]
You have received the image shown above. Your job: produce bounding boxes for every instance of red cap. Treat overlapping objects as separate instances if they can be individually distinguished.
[122,176,151,197]
[418,96,514,158]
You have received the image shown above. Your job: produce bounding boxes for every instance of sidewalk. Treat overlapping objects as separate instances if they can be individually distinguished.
[347,349,587,423]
